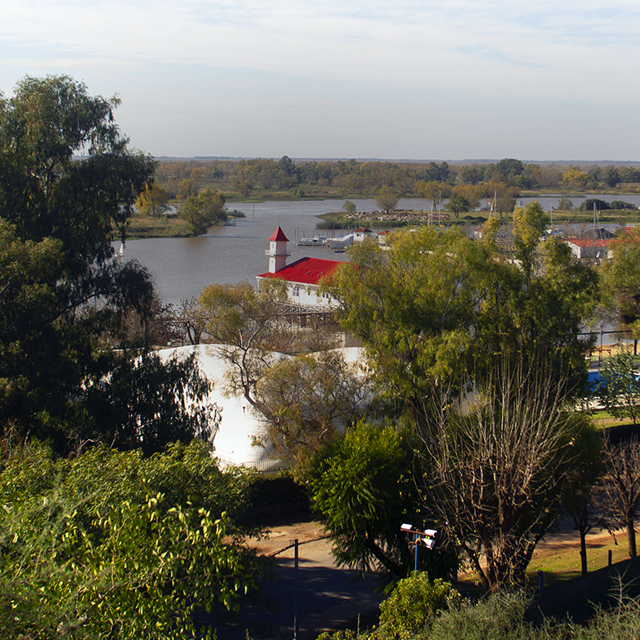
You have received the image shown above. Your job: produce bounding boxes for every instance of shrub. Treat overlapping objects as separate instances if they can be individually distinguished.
[376,574,461,639]
[426,591,531,640]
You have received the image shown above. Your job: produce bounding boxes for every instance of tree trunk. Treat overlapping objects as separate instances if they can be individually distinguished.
[627,515,637,558]
[580,530,588,576]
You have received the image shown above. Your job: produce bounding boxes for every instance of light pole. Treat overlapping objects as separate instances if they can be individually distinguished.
[401,523,437,572]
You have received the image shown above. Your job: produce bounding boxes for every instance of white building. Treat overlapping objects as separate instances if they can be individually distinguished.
[256,226,343,308]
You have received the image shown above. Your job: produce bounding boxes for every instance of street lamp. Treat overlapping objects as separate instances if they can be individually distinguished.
[401,523,437,572]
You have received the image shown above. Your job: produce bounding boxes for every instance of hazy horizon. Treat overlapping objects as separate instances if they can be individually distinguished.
[3,1,640,162]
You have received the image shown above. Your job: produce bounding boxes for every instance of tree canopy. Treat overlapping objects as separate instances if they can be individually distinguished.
[0,75,209,451]
[319,205,601,590]
[0,440,264,639]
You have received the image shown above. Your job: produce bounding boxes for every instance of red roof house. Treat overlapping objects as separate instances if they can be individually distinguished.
[256,227,343,307]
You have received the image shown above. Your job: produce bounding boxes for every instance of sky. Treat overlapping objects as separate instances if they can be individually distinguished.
[1,1,640,161]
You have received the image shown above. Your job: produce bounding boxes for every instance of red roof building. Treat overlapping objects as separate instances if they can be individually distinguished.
[564,237,612,260]
[256,227,343,308]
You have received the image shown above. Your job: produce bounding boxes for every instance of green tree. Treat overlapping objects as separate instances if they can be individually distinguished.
[494,158,525,182]
[0,76,157,440]
[556,196,574,210]
[603,166,621,188]
[198,281,368,472]
[560,424,606,576]
[135,183,170,216]
[512,200,548,275]
[180,188,227,235]
[198,280,291,409]
[601,227,640,353]
[328,221,599,590]
[84,350,218,455]
[597,353,640,425]
[444,193,471,217]
[375,185,399,214]
[253,350,368,471]
[416,180,450,212]
[310,422,417,578]
[458,164,485,186]
[0,440,263,640]
[343,200,357,214]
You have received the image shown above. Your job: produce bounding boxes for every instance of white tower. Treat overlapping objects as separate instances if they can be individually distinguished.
[266,226,290,273]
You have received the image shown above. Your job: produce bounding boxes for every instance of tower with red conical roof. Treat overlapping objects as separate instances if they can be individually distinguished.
[266,226,290,273]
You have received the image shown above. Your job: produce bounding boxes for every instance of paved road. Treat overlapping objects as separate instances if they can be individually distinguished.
[214,534,382,640]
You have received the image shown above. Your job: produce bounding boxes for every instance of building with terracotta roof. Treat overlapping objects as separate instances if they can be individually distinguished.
[256,226,343,308]
[564,237,612,260]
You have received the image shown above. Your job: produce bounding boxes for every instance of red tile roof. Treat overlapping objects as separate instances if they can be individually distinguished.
[268,226,289,242]
[565,238,611,248]
[257,257,343,285]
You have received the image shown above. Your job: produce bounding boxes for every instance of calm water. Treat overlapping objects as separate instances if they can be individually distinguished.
[122,195,640,306]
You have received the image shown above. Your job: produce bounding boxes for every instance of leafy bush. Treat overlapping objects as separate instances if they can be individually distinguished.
[610,200,637,211]
[377,574,461,639]
[0,441,265,640]
[581,198,610,211]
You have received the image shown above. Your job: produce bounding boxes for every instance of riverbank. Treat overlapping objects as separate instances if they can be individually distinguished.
[125,214,193,239]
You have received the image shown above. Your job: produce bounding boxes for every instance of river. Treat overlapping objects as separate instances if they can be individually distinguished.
[121,195,640,306]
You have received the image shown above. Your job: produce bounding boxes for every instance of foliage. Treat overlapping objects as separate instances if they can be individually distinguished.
[0,440,263,640]
[83,349,218,455]
[444,193,471,217]
[426,591,532,640]
[495,158,525,182]
[331,222,596,430]
[600,436,640,557]
[610,200,636,210]
[377,575,461,639]
[253,350,369,472]
[375,185,399,214]
[597,353,640,424]
[581,198,610,211]
[512,201,548,274]
[556,196,574,210]
[600,227,640,346]
[416,180,451,211]
[198,280,291,407]
[309,422,417,579]
[135,183,170,216]
[0,75,156,443]
[343,200,357,214]
[328,221,599,591]
[425,357,600,591]
[179,188,227,235]
[316,588,640,640]
[561,423,606,575]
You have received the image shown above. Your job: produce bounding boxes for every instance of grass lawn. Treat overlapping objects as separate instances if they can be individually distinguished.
[455,531,630,591]
[526,533,629,586]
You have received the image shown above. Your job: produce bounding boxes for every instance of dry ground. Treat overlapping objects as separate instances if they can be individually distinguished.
[245,519,630,586]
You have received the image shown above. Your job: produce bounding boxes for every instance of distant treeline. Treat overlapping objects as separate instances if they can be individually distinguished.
[154,156,640,202]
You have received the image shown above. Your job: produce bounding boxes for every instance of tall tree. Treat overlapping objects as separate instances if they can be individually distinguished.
[0,75,157,444]
[326,217,599,590]
[424,358,598,591]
